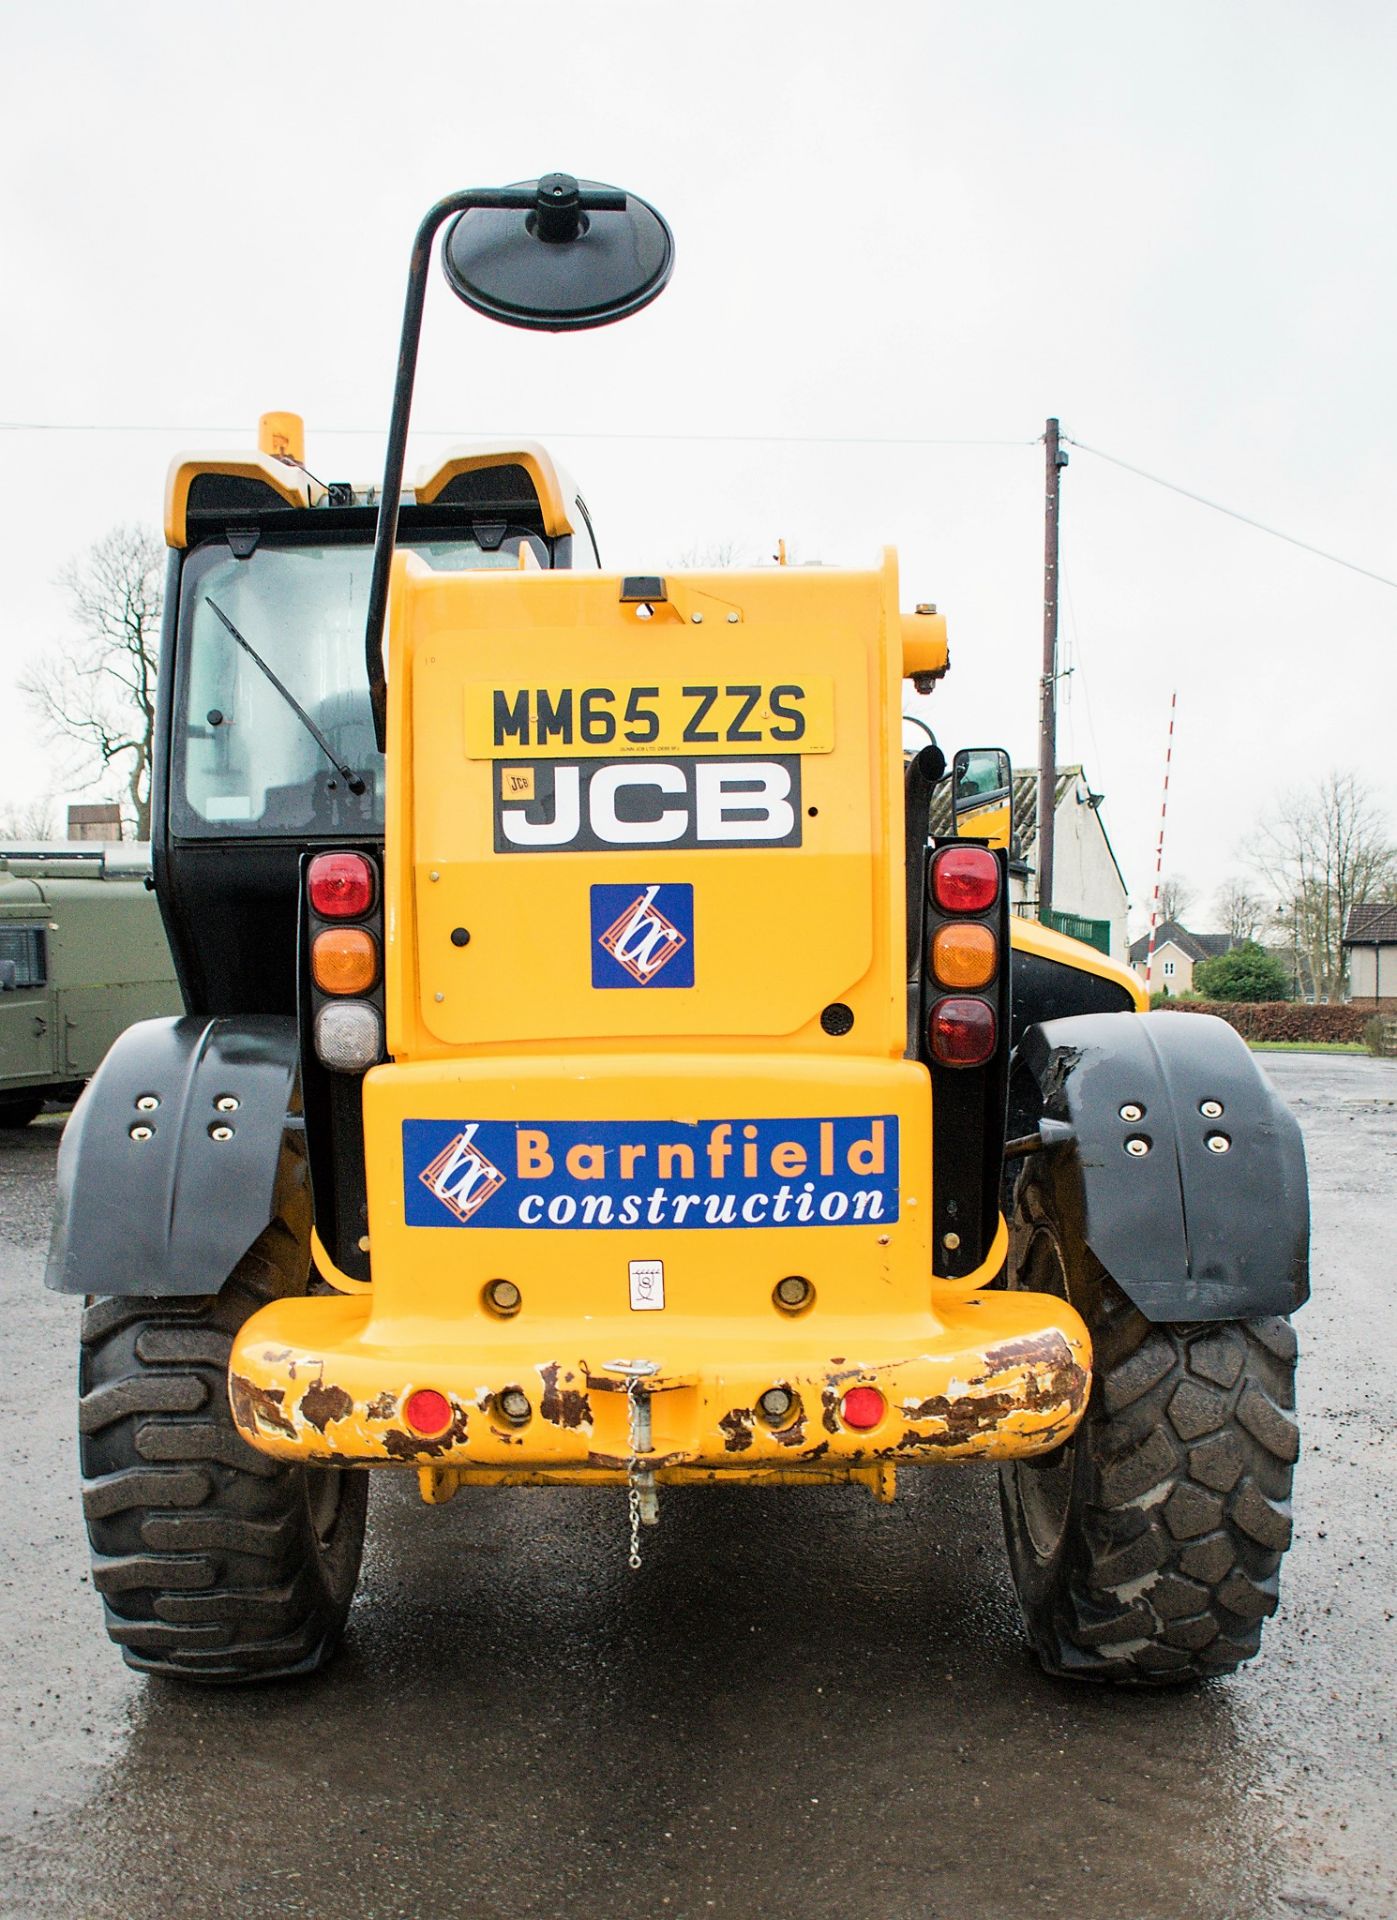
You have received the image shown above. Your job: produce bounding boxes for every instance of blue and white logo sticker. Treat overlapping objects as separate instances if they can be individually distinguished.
[404,1115,899,1230]
[590,883,694,988]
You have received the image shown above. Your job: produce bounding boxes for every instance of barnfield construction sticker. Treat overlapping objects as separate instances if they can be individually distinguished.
[402,1116,899,1230]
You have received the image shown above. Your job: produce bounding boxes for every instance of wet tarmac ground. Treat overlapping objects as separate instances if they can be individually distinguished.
[0,1053,1392,1920]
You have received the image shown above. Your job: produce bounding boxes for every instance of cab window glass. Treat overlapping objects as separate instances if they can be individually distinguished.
[173,536,543,838]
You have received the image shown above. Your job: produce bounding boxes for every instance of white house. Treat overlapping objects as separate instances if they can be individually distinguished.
[1343,903,1397,1011]
[1008,765,1131,961]
[1127,921,1233,996]
[931,762,1131,960]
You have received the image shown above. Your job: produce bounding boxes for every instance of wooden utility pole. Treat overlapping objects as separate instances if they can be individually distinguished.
[1037,417,1067,918]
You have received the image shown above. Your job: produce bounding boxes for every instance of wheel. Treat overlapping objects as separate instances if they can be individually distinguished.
[78,1220,368,1683]
[999,1154,1299,1684]
[0,1094,43,1128]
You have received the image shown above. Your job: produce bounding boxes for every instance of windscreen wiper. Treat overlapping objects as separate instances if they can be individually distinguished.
[204,598,367,796]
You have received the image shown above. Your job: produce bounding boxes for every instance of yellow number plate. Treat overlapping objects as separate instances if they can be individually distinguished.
[464,679,834,759]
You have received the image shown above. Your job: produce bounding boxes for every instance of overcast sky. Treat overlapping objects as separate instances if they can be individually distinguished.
[1,1,1393,923]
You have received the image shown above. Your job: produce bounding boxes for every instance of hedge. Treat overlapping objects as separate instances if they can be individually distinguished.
[1153,999,1369,1043]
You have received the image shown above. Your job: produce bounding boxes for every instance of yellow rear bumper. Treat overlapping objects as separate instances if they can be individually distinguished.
[228,1277,1090,1478]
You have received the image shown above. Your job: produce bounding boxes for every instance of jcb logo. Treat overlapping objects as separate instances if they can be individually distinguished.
[493,756,802,854]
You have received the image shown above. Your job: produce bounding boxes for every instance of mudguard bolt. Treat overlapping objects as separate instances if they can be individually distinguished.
[1206,1133,1231,1153]
[129,1124,153,1142]
[135,1095,159,1112]
[215,1095,239,1112]
[1200,1099,1224,1118]
[1119,1102,1144,1122]
[210,1124,234,1141]
[1125,1136,1150,1156]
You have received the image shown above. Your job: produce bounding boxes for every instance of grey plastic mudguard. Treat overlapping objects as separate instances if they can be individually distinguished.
[46,1015,303,1296]
[1018,1010,1309,1322]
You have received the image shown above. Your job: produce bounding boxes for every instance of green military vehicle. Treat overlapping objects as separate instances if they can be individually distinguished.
[0,843,181,1126]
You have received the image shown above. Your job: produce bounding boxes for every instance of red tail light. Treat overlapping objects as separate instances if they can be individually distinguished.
[308,851,375,919]
[930,846,999,914]
[929,996,997,1067]
[403,1388,453,1437]
[840,1386,886,1430]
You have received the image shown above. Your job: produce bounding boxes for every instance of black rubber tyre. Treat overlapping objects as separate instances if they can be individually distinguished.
[78,1221,368,1683]
[999,1155,1299,1684]
[0,1094,43,1128]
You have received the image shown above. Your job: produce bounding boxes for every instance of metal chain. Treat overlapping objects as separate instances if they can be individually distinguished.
[626,1376,645,1569]
[607,1360,659,1573]
[626,1482,643,1570]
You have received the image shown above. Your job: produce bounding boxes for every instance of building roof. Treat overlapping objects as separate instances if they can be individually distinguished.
[1127,921,1235,967]
[1343,901,1397,946]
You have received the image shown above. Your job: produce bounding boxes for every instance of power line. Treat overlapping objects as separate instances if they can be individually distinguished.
[0,419,1034,450]
[1063,435,1397,594]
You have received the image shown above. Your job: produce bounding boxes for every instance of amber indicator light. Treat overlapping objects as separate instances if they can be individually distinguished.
[312,926,379,995]
[931,923,997,990]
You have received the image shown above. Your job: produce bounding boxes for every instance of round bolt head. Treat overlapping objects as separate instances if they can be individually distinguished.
[129,1124,153,1142]
[942,1231,961,1251]
[209,1124,234,1142]
[215,1095,240,1112]
[775,1274,812,1308]
[1125,1136,1151,1156]
[486,1278,521,1313]
[726,611,739,623]
[1200,1099,1224,1119]
[1119,1102,1144,1122]
[759,1386,794,1422]
[1206,1132,1231,1153]
[135,1094,159,1112]
[497,1387,531,1423]
[691,611,704,624]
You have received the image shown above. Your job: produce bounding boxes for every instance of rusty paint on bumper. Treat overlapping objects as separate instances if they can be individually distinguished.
[227,1288,1090,1477]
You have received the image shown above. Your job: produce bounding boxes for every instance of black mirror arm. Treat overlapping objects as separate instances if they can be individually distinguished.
[363,181,628,747]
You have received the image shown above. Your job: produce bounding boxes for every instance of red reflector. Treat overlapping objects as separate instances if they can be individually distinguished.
[841,1386,886,1431]
[308,851,375,919]
[403,1388,453,1437]
[930,845,999,914]
[929,996,997,1067]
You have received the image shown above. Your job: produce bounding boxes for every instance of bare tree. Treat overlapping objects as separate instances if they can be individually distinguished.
[23,525,163,839]
[1254,770,1397,1001]
[1214,878,1267,945]
[0,796,60,841]
[1157,874,1194,923]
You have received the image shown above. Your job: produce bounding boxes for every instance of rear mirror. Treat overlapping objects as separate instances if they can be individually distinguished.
[442,173,674,332]
[951,747,1012,850]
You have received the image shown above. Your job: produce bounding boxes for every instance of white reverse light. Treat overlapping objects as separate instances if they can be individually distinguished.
[314,1000,383,1073]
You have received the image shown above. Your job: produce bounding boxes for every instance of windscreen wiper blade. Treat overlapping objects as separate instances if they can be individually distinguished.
[204,598,367,796]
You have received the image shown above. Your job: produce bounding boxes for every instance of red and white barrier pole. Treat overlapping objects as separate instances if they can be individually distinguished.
[1144,689,1177,994]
